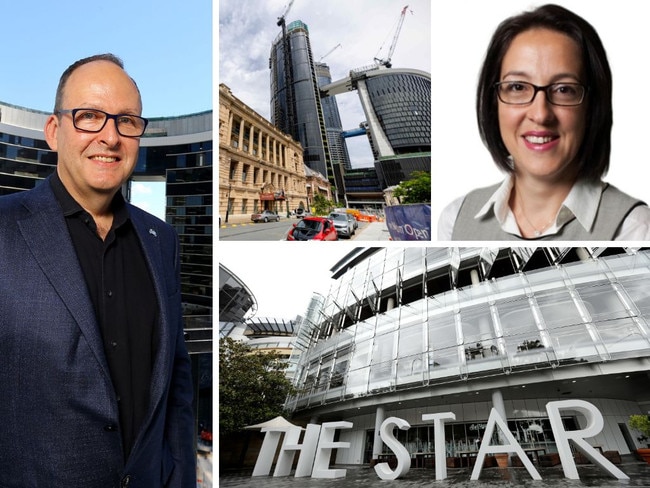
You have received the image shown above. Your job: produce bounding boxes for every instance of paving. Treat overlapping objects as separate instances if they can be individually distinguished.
[354,220,391,241]
[197,446,213,488]
[220,458,650,487]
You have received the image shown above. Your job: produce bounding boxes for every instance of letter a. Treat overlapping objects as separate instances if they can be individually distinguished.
[471,408,541,480]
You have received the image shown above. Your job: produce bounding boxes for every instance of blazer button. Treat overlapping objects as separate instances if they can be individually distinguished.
[104,424,118,432]
[121,475,131,487]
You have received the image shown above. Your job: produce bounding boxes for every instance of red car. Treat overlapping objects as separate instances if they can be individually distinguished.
[287,216,338,241]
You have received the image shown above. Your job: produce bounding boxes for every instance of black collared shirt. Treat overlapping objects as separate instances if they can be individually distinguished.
[50,173,158,461]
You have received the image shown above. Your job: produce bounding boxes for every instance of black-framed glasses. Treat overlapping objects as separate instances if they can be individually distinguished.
[495,81,587,106]
[56,108,149,137]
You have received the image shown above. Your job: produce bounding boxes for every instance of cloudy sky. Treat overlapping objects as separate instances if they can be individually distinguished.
[218,0,431,167]
[220,242,350,320]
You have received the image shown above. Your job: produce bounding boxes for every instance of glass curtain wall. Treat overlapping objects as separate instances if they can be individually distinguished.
[288,248,650,410]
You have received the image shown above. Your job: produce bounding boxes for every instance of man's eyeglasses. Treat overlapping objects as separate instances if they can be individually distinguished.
[495,81,587,106]
[56,108,149,137]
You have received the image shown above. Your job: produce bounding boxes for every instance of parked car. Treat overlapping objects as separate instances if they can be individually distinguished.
[294,208,312,219]
[328,212,354,238]
[286,216,338,241]
[346,212,358,230]
[251,210,280,223]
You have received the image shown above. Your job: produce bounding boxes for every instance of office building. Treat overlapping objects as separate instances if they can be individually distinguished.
[342,167,385,209]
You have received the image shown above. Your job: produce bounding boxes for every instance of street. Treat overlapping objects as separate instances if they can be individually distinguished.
[219,218,372,241]
[197,450,212,488]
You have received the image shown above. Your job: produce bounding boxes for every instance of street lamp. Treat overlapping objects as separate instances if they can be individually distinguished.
[306,185,311,213]
[225,183,232,223]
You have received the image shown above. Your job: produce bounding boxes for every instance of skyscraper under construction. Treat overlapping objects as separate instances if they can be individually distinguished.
[270,6,431,204]
[269,20,333,183]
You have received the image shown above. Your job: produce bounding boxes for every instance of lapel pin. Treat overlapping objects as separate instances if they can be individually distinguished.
[149,228,158,237]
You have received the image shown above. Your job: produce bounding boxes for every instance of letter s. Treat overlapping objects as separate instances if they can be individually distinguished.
[374,417,411,480]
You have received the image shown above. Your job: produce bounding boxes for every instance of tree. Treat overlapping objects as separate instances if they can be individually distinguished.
[312,193,334,215]
[219,337,295,436]
[629,415,650,442]
[392,171,431,204]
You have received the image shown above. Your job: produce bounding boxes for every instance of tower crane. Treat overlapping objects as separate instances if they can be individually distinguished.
[319,43,342,63]
[277,0,295,26]
[275,0,297,139]
[374,5,411,68]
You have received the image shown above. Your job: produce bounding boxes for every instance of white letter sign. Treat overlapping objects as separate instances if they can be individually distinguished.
[471,408,541,480]
[421,412,455,480]
[546,400,629,480]
[312,421,353,478]
[374,417,411,480]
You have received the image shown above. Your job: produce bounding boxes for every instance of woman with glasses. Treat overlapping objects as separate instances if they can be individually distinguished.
[438,4,650,240]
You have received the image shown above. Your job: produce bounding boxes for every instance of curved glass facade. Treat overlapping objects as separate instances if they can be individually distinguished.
[0,130,56,194]
[219,263,257,337]
[289,248,650,408]
[137,140,212,175]
[286,247,650,464]
[365,72,431,154]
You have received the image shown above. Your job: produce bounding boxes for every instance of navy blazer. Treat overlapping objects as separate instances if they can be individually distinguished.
[0,178,195,487]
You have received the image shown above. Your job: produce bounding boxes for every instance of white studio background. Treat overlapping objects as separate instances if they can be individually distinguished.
[431,1,650,235]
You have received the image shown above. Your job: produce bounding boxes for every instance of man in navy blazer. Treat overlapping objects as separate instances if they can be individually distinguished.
[0,54,196,486]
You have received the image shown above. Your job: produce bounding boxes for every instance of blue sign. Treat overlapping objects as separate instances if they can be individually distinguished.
[385,204,431,241]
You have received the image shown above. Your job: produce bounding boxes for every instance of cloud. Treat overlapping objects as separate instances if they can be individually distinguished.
[221,241,344,320]
[131,182,153,195]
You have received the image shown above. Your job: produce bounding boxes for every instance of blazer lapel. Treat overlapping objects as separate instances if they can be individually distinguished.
[17,182,111,380]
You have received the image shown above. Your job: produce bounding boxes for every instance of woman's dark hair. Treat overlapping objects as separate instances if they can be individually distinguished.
[476,4,612,182]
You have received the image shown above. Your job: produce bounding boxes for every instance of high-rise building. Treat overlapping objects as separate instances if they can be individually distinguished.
[323,67,431,188]
[315,61,352,172]
[269,21,335,195]
[270,17,431,203]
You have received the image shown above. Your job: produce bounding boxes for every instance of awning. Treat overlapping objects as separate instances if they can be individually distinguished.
[244,416,303,431]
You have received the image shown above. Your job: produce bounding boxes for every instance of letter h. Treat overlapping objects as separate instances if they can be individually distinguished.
[251,424,321,477]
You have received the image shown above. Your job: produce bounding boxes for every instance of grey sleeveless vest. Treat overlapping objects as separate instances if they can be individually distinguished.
[451,183,644,241]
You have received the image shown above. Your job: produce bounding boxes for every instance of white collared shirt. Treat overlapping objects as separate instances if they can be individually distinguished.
[438,175,650,241]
